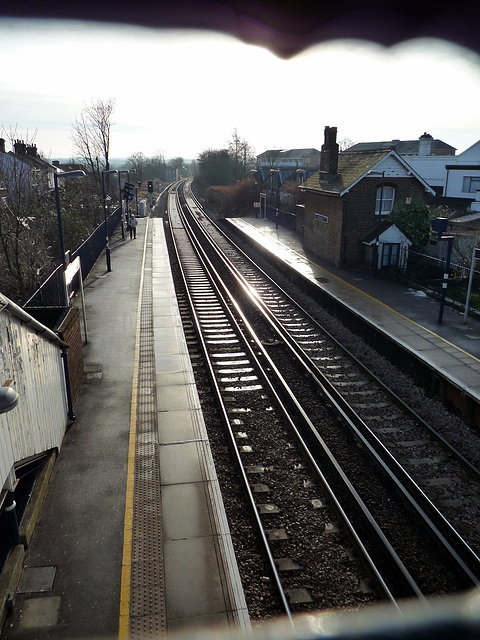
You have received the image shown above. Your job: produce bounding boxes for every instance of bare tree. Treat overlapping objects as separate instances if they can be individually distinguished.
[259,148,281,168]
[228,129,256,181]
[71,98,116,184]
[126,152,147,183]
[338,137,356,151]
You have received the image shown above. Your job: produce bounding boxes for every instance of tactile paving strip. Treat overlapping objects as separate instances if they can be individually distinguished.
[130,225,167,638]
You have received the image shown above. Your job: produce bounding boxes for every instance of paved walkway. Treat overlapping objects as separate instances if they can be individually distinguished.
[226,217,480,402]
[2,217,248,639]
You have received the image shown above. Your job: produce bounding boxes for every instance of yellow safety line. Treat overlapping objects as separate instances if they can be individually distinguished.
[238,219,480,365]
[118,217,151,639]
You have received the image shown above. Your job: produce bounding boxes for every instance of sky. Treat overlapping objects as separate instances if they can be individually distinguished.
[1,18,480,162]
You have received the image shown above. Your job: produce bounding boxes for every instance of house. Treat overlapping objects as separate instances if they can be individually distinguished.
[347,133,480,210]
[300,127,435,270]
[0,138,57,196]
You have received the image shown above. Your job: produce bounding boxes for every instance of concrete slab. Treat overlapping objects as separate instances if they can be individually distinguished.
[18,597,61,629]
[159,442,207,485]
[157,408,203,443]
[161,482,213,540]
[164,537,227,619]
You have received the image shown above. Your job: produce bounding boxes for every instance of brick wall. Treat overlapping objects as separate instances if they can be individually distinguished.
[304,194,344,266]
[343,178,427,267]
[56,307,84,402]
[304,177,429,268]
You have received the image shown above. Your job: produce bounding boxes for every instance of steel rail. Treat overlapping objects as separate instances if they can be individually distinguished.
[167,187,295,625]
[170,184,429,609]
[179,180,480,588]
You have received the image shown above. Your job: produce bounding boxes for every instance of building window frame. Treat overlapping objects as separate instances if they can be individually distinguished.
[462,176,480,194]
[375,185,395,215]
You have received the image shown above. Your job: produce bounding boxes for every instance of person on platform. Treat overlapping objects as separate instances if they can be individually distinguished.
[128,213,137,239]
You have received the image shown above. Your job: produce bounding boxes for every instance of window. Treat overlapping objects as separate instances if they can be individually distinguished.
[462,176,480,193]
[382,243,400,268]
[375,186,395,215]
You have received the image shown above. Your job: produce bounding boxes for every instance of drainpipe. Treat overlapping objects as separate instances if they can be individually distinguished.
[61,346,75,422]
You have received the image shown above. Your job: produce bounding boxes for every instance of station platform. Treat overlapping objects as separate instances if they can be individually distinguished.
[225,216,480,405]
[1,217,249,640]
[3,210,480,640]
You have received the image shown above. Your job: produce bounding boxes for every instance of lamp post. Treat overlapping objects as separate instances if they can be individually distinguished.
[270,168,280,225]
[101,169,118,272]
[368,170,385,278]
[135,182,140,218]
[54,170,86,306]
[118,170,130,238]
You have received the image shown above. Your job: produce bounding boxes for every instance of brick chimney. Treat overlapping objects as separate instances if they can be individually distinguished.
[14,140,26,155]
[26,144,38,158]
[319,126,339,182]
[0,138,5,154]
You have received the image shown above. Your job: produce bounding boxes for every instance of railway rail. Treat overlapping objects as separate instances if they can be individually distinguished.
[165,179,480,620]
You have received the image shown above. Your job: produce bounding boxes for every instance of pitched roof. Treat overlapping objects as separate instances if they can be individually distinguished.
[302,149,436,196]
[361,222,411,245]
[302,150,388,194]
[257,148,320,161]
[346,138,456,155]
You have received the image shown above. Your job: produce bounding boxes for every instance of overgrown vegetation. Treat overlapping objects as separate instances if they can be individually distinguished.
[201,178,258,217]
[196,129,255,188]
[387,198,432,250]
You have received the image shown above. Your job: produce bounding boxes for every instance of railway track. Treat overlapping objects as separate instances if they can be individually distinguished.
[165,180,480,620]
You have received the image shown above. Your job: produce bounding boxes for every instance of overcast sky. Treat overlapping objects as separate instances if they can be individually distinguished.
[1,18,480,162]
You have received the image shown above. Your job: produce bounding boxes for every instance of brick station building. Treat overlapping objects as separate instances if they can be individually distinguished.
[300,127,435,270]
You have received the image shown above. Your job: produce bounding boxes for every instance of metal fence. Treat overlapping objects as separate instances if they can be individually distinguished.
[259,205,297,231]
[23,206,122,308]
[389,249,480,316]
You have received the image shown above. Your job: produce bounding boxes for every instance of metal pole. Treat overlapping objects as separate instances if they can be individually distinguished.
[438,236,454,324]
[464,247,479,323]
[101,172,112,272]
[118,172,125,239]
[54,173,69,306]
[125,171,130,228]
[61,347,75,421]
[373,172,384,278]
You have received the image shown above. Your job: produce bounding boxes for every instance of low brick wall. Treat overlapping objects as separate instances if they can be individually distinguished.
[56,306,84,402]
[26,306,84,403]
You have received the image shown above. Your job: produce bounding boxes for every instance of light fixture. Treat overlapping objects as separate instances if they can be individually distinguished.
[101,169,119,271]
[54,170,86,304]
[0,385,19,414]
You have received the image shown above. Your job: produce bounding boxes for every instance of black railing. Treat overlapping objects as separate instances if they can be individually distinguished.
[259,205,296,230]
[403,250,480,315]
[23,206,122,308]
